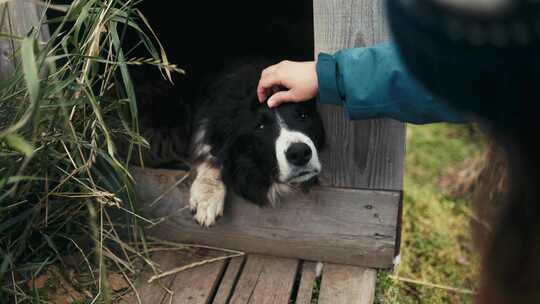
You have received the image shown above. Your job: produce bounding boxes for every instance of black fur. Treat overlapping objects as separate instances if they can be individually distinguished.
[122,1,322,207]
[194,60,325,206]
[220,133,274,205]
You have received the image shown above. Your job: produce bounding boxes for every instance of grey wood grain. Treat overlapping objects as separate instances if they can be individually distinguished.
[294,262,318,304]
[313,0,406,190]
[133,167,400,268]
[120,250,227,304]
[0,0,47,80]
[228,255,298,304]
[212,256,245,304]
[168,256,226,304]
[119,251,187,304]
[318,264,377,304]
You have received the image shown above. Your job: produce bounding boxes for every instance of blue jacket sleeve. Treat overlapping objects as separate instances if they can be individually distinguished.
[316,42,468,124]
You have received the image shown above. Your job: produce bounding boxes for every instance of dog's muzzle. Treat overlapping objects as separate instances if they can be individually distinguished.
[276,129,321,184]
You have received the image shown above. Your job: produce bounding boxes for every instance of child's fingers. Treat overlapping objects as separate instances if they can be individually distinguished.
[257,87,269,103]
[257,65,279,102]
[267,90,295,108]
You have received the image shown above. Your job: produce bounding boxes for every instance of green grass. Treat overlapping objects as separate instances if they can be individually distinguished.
[0,1,180,302]
[375,123,485,303]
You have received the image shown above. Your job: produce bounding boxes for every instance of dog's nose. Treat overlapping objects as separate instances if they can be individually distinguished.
[285,143,312,166]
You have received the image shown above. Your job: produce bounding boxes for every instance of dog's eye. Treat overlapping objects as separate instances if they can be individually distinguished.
[299,113,309,120]
[256,123,265,130]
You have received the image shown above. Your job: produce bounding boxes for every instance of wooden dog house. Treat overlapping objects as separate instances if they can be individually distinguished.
[134,0,405,267]
[130,1,405,302]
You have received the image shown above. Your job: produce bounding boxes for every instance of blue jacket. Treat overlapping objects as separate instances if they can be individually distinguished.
[316,42,468,124]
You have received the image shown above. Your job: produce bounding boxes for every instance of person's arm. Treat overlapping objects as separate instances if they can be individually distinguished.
[317,42,468,124]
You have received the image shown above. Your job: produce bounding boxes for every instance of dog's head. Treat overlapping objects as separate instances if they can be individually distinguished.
[194,62,325,205]
[258,101,325,183]
[218,96,325,205]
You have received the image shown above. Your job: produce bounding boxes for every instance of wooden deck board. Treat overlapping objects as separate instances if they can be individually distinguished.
[318,264,377,304]
[123,253,378,304]
[120,251,187,304]
[229,255,299,304]
[133,167,400,268]
[294,261,319,304]
[212,256,245,304]
[167,257,226,304]
[121,250,227,304]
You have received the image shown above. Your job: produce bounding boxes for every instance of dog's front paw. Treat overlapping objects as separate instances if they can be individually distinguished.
[189,163,226,227]
[190,186,225,227]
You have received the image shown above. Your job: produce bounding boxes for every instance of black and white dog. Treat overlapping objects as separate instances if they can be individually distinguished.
[188,60,325,226]
[122,1,322,226]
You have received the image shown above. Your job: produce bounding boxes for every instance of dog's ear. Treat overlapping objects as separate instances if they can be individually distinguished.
[219,134,273,206]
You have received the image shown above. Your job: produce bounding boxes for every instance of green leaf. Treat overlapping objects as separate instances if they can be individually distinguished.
[110,21,139,133]
[2,176,43,185]
[0,253,11,277]
[0,208,33,235]
[21,36,40,106]
[4,134,34,157]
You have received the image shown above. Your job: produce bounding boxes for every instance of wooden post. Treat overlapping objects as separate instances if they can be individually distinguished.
[313,0,406,191]
[0,0,49,80]
[311,2,404,296]
[313,0,405,262]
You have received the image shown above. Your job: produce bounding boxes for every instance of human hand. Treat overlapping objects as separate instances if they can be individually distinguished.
[257,60,318,108]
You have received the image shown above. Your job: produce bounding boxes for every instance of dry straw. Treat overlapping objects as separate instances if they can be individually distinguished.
[0,0,180,302]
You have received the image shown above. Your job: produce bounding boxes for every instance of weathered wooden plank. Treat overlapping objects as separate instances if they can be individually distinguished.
[313,0,406,191]
[0,34,13,80]
[229,255,298,304]
[0,0,47,80]
[133,167,400,268]
[120,250,226,304]
[168,256,226,304]
[213,256,245,304]
[318,264,377,304]
[120,251,185,304]
[294,261,319,304]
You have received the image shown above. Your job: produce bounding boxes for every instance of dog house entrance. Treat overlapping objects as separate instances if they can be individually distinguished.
[132,0,405,269]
